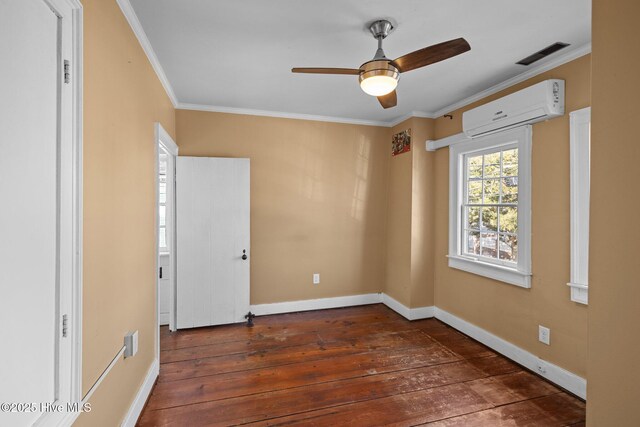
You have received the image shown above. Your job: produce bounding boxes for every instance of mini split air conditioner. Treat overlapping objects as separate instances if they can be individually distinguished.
[462,79,565,138]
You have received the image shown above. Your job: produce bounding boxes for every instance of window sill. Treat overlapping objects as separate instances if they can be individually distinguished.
[447,255,531,288]
[567,282,588,305]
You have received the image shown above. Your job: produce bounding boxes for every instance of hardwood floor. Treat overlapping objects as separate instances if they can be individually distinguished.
[138,304,585,426]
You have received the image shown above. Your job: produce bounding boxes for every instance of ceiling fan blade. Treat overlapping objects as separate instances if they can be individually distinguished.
[391,38,471,73]
[291,67,361,75]
[377,90,397,109]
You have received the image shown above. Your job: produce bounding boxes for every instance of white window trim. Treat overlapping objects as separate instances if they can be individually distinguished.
[448,125,532,288]
[567,107,590,304]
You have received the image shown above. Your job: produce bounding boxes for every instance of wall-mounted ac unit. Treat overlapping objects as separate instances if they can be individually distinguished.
[462,79,565,138]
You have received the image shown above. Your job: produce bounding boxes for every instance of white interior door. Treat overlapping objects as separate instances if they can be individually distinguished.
[176,157,250,329]
[0,0,65,424]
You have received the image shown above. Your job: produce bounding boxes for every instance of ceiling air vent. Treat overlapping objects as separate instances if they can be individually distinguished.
[516,42,570,66]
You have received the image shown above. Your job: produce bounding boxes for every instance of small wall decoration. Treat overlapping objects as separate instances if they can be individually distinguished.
[392,129,411,156]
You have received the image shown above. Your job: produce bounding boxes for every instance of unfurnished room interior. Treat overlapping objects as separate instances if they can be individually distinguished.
[1,0,639,426]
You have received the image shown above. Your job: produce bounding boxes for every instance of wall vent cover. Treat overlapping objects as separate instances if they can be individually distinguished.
[516,42,570,66]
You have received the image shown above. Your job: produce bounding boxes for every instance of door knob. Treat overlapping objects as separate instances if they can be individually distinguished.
[241,249,247,260]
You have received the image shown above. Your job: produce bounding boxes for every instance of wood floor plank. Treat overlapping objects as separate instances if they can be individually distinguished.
[160,329,443,383]
[161,318,418,364]
[139,305,585,426]
[423,393,586,426]
[138,360,488,426]
[465,371,560,407]
[147,344,461,410]
[161,305,402,351]
[465,353,520,376]
[247,382,494,426]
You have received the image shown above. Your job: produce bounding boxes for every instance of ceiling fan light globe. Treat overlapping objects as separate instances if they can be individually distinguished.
[360,75,398,96]
[358,60,399,97]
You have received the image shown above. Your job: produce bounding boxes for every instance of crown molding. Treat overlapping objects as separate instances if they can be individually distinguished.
[432,43,591,118]
[388,111,436,127]
[116,0,178,107]
[177,102,395,127]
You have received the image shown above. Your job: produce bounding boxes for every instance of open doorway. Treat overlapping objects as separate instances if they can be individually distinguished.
[155,123,178,360]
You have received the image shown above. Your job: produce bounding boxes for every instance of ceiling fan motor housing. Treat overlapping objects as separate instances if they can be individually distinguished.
[359,60,399,84]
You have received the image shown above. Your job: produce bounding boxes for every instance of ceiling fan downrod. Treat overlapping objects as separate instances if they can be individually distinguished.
[369,20,393,60]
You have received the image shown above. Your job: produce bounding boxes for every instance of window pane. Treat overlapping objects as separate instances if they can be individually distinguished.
[467,181,482,204]
[481,232,498,258]
[466,206,480,229]
[467,155,482,178]
[483,152,501,178]
[466,230,480,255]
[499,207,518,233]
[481,206,498,231]
[483,179,500,204]
[159,205,166,227]
[159,226,166,248]
[502,148,518,166]
[503,163,518,177]
[501,177,518,203]
[499,234,518,262]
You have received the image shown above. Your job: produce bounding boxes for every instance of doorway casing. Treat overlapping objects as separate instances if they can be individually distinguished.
[155,123,178,364]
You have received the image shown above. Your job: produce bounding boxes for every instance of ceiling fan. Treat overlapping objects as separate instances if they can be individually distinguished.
[292,20,470,109]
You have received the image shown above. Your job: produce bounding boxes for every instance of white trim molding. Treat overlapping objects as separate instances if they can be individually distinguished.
[432,43,591,117]
[250,293,434,321]
[381,294,435,320]
[32,1,84,425]
[116,0,178,107]
[567,107,591,305]
[448,126,533,288]
[121,359,159,427]
[388,110,435,127]
[250,294,383,316]
[426,132,471,151]
[434,308,586,399]
[177,103,393,128]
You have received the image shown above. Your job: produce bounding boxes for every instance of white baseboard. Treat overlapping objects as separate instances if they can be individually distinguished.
[121,358,159,427]
[434,308,586,400]
[381,293,435,320]
[250,293,383,316]
[250,293,435,321]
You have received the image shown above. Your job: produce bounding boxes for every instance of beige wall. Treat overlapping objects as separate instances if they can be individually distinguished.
[385,120,415,306]
[75,0,175,425]
[587,0,640,424]
[385,117,436,308]
[410,118,436,308]
[433,55,591,377]
[176,110,390,304]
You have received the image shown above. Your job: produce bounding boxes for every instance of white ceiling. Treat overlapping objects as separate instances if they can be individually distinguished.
[129,0,591,124]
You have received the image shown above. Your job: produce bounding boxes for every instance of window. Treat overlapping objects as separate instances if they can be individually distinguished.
[449,126,532,288]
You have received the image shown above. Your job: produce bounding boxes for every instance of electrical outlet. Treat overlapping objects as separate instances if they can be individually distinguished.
[124,330,139,358]
[538,325,550,345]
[313,273,320,285]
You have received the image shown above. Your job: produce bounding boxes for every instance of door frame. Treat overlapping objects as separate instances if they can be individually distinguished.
[155,123,178,361]
[32,0,83,425]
